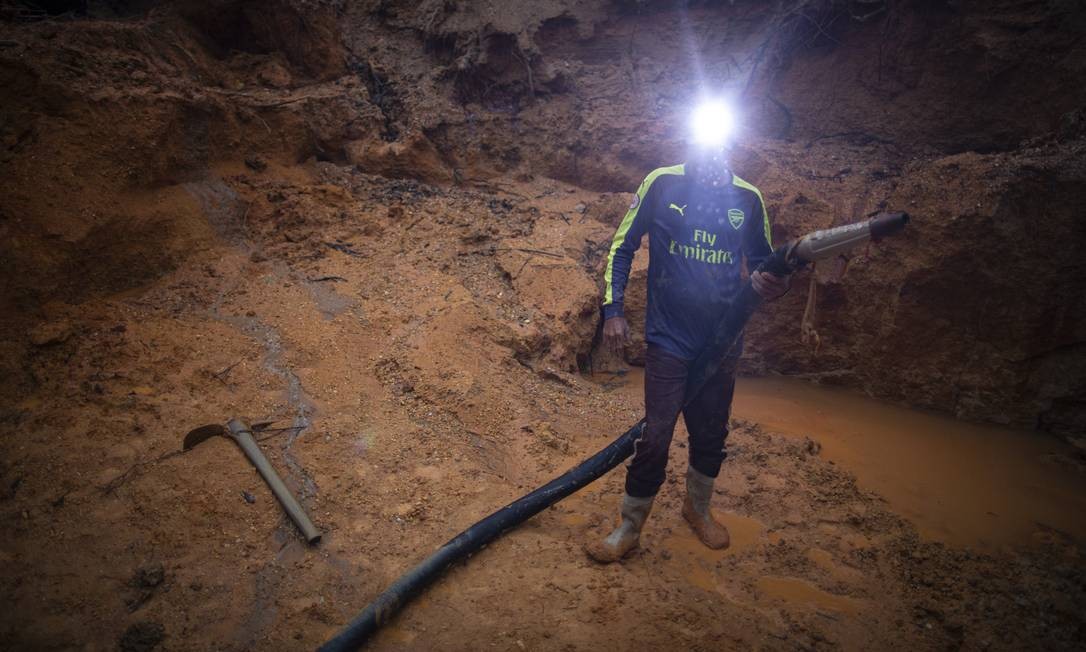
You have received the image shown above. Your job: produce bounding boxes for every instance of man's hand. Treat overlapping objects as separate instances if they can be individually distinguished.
[602,316,630,356]
[751,270,791,301]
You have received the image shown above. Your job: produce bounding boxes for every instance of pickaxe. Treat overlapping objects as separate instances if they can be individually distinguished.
[184,418,322,544]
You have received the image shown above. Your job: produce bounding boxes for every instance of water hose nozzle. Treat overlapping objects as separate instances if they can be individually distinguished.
[790,211,909,266]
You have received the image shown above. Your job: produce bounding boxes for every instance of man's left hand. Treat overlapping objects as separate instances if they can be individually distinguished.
[752,270,791,301]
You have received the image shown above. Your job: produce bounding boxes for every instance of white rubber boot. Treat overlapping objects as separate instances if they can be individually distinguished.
[682,467,731,550]
[585,493,655,563]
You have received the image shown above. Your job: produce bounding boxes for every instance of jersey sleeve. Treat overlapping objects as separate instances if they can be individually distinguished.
[743,187,773,273]
[601,174,660,319]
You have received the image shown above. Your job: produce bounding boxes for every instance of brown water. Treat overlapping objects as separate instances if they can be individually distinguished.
[756,576,862,613]
[596,369,1086,551]
[661,511,764,593]
[733,376,1086,550]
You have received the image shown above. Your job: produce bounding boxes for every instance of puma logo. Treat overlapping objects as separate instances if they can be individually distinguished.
[669,203,687,216]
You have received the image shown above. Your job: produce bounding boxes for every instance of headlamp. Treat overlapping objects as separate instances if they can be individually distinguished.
[689,100,736,148]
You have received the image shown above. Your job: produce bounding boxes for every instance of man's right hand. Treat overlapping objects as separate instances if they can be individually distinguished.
[602,316,630,356]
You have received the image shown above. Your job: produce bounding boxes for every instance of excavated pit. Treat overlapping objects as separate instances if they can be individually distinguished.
[1,1,1084,650]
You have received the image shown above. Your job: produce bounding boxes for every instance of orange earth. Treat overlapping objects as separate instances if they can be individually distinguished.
[2,2,1085,651]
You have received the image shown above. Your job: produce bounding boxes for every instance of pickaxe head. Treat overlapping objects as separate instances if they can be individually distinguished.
[183,424,228,450]
[183,421,278,450]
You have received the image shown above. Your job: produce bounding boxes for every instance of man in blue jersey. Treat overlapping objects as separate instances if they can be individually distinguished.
[586,103,791,563]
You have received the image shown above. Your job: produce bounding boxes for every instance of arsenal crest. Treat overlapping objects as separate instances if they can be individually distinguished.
[728,208,745,230]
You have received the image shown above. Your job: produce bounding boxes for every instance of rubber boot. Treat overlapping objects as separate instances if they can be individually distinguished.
[682,467,730,550]
[585,493,655,563]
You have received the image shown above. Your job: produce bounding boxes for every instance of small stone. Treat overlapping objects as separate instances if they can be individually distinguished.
[118,621,165,652]
[245,156,267,172]
[256,60,292,88]
[134,564,164,589]
[28,319,72,346]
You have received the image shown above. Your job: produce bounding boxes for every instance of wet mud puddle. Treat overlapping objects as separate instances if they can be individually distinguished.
[755,576,861,614]
[595,369,1086,551]
[732,376,1086,551]
[661,511,764,594]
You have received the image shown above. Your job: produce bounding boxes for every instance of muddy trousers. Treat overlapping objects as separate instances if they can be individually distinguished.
[625,344,738,498]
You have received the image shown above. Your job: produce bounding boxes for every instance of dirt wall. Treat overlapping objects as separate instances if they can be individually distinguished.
[2,0,1084,433]
[1,2,1086,650]
[338,0,1086,433]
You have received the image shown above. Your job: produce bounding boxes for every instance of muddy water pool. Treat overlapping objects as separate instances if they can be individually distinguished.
[596,369,1086,551]
[734,376,1086,550]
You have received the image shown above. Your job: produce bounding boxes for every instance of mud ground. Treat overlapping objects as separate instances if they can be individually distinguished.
[2,2,1085,651]
[2,162,1083,651]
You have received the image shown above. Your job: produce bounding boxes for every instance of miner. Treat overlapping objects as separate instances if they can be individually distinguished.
[586,100,792,563]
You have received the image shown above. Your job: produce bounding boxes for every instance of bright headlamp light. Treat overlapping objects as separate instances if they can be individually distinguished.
[689,100,736,148]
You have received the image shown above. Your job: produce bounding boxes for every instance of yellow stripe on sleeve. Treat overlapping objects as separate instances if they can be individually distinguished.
[732,174,772,248]
[603,164,685,305]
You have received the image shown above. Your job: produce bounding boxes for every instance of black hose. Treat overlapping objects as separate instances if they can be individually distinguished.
[318,419,646,652]
[320,249,791,651]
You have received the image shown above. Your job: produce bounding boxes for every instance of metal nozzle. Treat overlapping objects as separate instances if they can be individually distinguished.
[869,211,909,240]
[791,211,909,265]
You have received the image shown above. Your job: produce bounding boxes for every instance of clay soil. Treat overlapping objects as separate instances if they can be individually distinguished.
[3,159,1084,651]
[2,1,1085,651]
